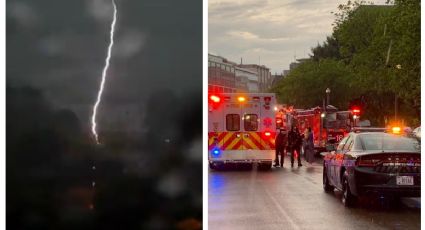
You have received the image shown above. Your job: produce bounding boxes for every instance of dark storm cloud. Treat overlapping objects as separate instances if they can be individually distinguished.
[7,0,201,122]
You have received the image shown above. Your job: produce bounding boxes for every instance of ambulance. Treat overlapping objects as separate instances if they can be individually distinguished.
[208,93,277,170]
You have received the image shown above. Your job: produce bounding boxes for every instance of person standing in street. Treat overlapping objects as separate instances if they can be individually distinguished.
[274,128,287,167]
[303,128,309,161]
[288,126,302,167]
[305,127,315,164]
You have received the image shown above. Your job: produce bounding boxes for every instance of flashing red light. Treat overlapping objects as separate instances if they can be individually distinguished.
[210,95,221,103]
[351,107,361,115]
[265,131,271,137]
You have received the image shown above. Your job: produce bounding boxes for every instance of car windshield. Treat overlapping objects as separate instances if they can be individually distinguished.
[359,133,420,151]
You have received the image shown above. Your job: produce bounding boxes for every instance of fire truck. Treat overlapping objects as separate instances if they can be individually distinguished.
[286,105,352,153]
[275,105,295,130]
[208,93,277,170]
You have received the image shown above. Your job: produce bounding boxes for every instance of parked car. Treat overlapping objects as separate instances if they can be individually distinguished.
[322,132,420,207]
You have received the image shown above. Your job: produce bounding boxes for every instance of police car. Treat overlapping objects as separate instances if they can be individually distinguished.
[323,131,420,207]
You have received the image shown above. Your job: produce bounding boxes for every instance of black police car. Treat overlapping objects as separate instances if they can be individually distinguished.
[322,131,420,207]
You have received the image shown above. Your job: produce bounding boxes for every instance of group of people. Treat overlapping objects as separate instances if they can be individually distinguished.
[274,126,315,168]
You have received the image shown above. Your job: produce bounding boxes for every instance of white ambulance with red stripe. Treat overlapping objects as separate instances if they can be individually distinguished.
[208,93,277,170]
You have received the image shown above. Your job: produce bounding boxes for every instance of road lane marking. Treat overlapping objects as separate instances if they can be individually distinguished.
[265,188,300,230]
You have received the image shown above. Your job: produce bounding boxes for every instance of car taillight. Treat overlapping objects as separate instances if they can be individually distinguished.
[265,131,271,137]
[356,154,421,167]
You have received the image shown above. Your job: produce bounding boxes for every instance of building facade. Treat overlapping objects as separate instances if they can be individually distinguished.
[208,54,237,93]
[271,74,284,87]
[208,54,275,93]
[238,64,272,92]
[235,67,259,93]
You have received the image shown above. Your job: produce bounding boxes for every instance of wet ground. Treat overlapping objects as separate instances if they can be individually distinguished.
[209,156,420,230]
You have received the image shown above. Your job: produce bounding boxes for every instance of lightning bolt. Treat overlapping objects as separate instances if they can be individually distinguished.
[91,0,117,144]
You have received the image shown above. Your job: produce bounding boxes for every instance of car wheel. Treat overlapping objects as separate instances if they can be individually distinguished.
[323,166,334,193]
[342,175,356,207]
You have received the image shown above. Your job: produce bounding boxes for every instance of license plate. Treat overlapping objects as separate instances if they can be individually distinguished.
[396,176,414,185]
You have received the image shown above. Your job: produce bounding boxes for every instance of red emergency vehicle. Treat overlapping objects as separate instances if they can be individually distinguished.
[285,105,352,153]
[208,93,277,170]
[275,105,295,130]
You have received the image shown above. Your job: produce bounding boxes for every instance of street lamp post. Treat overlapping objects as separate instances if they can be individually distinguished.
[326,88,331,106]
[395,64,401,121]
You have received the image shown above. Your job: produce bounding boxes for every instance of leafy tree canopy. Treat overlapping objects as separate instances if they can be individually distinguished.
[273,0,420,126]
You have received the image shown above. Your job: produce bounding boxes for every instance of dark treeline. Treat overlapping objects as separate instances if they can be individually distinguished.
[7,85,202,229]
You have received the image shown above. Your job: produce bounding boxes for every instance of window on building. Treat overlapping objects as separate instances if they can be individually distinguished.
[244,114,258,131]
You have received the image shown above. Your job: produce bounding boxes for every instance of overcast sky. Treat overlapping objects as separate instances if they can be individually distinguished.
[7,0,201,125]
[209,0,387,73]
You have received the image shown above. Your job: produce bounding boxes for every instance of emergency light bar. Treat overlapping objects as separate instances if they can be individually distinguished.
[211,147,221,156]
[391,126,401,134]
[210,95,221,103]
[352,127,387,133]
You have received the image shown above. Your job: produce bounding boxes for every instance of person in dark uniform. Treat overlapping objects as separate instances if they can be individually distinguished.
[274,128,287,167]
[288,126,303,167]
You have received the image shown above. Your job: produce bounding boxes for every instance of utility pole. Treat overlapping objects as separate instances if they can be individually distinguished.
[394,64,401,121]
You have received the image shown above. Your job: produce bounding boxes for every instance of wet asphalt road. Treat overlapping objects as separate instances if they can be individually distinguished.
[209,156,420,230]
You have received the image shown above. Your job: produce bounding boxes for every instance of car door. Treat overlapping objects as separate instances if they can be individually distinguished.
[241,98,261,151]
[330,136,350,187]
[224,113,242,151]
[334,135,353,189]
[223,96,243,152]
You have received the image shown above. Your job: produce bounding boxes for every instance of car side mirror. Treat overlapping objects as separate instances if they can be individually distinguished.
[326,144,336,152]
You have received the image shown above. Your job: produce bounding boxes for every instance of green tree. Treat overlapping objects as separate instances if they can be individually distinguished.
[273,0,420,126]
[310,36,341,61]
[273,59,357,109]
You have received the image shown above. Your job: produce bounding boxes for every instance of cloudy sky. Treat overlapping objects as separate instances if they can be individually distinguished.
[7,0,201,127]
[209,0,387,73]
